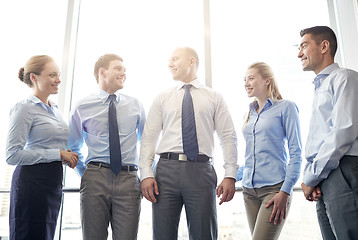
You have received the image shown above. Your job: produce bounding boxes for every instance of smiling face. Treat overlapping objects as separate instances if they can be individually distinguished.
[98,59,126,94]
[298,33,325,74]
[31,61,61,96]
[244,68,270,100]
[168,48,196,83]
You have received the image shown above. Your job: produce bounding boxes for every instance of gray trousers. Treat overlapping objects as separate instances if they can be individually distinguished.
[243,182,291,240]
[153,159,218,240]
[316,155,358,240]
[80,164,141,240]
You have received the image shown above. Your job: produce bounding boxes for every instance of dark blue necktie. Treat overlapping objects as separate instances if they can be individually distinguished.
[182,84,199,161]
[108,94,122,174]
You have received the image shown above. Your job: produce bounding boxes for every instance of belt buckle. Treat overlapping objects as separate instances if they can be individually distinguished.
[165,152,171,160]
[178,154,188,161]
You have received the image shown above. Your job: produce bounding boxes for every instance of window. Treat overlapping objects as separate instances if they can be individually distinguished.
[210,1,329,239]
[62,0,205,238]
[0,0,68,238]
[0,0,343,239]
[70,0,205,110]
[210,0,330,167]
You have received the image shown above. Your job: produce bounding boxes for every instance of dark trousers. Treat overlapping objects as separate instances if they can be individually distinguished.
[317,155,358,240]
[153,159,218,240]
[9,162,63,240]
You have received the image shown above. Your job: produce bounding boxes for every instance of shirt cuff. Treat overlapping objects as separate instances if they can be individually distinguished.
[47,149,61,162]
[75,165,86,177]
[139,167,155,181]
[224,164,239,179]
[303,173,322,187]
[280,182,293,195]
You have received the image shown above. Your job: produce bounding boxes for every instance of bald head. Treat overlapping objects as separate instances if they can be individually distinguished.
[168,47,199,83]
[184,47,199,69]
[173,47,199,70]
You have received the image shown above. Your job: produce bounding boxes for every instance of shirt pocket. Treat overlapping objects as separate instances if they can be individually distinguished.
[313,89,332,111]
[118,114,138,136]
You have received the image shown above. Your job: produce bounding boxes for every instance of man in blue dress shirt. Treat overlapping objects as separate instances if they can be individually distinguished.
[298,26,358,239]
[67,54,146,240]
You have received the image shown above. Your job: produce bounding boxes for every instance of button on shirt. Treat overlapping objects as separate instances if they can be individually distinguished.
[139,79,238,180]
[67,89,146,176]
[242,99,302,194]
[304,63,358,187]
[6,95,69,165]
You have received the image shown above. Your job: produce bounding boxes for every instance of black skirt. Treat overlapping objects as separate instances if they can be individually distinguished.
[9,161,63,240]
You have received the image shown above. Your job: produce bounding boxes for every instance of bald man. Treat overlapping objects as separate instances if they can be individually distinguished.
[139,47,239,240]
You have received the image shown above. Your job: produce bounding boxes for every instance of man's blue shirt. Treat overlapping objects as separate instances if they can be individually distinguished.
[67,89,146,176]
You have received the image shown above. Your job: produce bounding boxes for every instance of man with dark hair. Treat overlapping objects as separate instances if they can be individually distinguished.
[298,26,358,239]
[299,26,338,58]
[68,54,146,239]
[139,47,238,240]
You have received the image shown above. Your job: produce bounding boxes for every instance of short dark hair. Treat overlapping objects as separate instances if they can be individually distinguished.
[94,54,123,82]
[300,26,337,58]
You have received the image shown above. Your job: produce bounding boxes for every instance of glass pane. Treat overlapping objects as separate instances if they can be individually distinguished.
[210,0,330,173]
[67,0,204,238]
[71,0,204,111]
[0,193,10,238]
[59,193,82,239]
[0,1,68,238]
[210,0,329,239]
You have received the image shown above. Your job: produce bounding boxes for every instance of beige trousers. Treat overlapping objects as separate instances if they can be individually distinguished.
[243,182,291,240]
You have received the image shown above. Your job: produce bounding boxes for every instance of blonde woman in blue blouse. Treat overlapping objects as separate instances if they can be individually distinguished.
[6,55,79,239]
[242,62,302,240]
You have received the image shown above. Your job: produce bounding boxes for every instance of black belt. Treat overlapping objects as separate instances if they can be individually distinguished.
[160,152,211,162]
[88,162,138,171]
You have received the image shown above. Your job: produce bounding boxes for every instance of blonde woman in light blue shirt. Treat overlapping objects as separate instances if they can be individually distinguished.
[242,62,302,240]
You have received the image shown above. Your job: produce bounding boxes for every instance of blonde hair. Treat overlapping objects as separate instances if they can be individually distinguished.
[18,55,54,88]
[243,62,283,128]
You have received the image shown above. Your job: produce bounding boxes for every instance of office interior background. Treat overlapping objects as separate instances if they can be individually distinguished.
[0,0,358,239]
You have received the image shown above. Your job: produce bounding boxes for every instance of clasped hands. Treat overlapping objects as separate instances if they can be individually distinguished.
[60,149,79,169]
[301,182,322,202]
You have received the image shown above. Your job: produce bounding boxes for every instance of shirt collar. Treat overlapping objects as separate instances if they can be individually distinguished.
[249,98,274,112]
[28,95,58,109]
[312,63,339,89]
[317,63,339,75]
[97,88,121,103]
[176,78,202,90]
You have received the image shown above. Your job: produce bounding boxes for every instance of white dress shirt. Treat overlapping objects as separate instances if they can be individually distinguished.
[139,79,238,180]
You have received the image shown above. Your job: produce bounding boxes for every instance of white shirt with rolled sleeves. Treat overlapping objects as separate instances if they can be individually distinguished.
[139,79,239,180]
